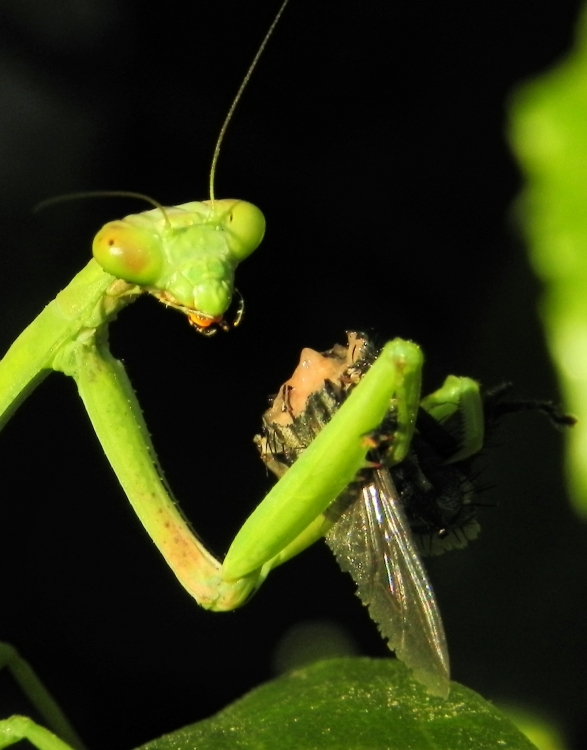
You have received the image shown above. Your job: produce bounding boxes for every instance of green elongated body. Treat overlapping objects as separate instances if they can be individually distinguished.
[0,200,266,612]
[0,260,121,430]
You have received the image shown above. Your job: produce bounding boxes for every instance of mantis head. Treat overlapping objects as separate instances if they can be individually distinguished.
[92,198,265,333]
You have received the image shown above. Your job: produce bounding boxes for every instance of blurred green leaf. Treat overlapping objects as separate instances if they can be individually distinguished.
[509,3,587,517]
[138,658,537,750]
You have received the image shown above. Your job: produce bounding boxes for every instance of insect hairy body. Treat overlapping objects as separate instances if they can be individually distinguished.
[256,332,476,698]
[257,332,374,469]
[257,332,481,556]
[255,331,575,698]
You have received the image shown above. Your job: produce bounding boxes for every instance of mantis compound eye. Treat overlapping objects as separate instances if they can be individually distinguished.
[207,199,266,261]
[93,220,163,285]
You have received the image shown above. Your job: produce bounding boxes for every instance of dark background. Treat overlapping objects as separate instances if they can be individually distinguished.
[0,0,586,748]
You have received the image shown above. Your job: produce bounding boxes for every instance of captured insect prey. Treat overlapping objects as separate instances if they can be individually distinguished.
[255,332,574,699]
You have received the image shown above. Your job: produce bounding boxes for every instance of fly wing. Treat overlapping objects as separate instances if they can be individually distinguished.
[325,468,450,697]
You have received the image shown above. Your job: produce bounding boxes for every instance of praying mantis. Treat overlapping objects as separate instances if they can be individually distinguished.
[0,2,453,746]
[0,1,471,738]
[0,0,576,748]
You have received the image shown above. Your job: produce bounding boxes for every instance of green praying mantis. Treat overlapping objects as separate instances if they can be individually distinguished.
[0,1,576,748]
[0,1,447,745]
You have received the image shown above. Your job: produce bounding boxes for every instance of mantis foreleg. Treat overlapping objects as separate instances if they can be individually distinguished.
[53,320,259,610]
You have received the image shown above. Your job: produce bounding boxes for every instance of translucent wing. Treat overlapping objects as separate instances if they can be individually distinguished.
[325,468,450,697]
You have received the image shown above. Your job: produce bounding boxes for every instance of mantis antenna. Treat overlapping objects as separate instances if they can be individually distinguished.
[34,190,172,228]
[208,0,291,202]
[35,3,291,219]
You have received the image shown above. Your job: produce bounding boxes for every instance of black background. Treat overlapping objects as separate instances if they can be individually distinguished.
[0,0,586,748]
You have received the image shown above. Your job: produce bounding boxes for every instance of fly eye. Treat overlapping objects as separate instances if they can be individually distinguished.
[93,220,163,285]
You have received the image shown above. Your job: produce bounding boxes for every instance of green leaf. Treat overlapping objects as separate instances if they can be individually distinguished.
[137,658,537,750]
[509,3,587,517]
